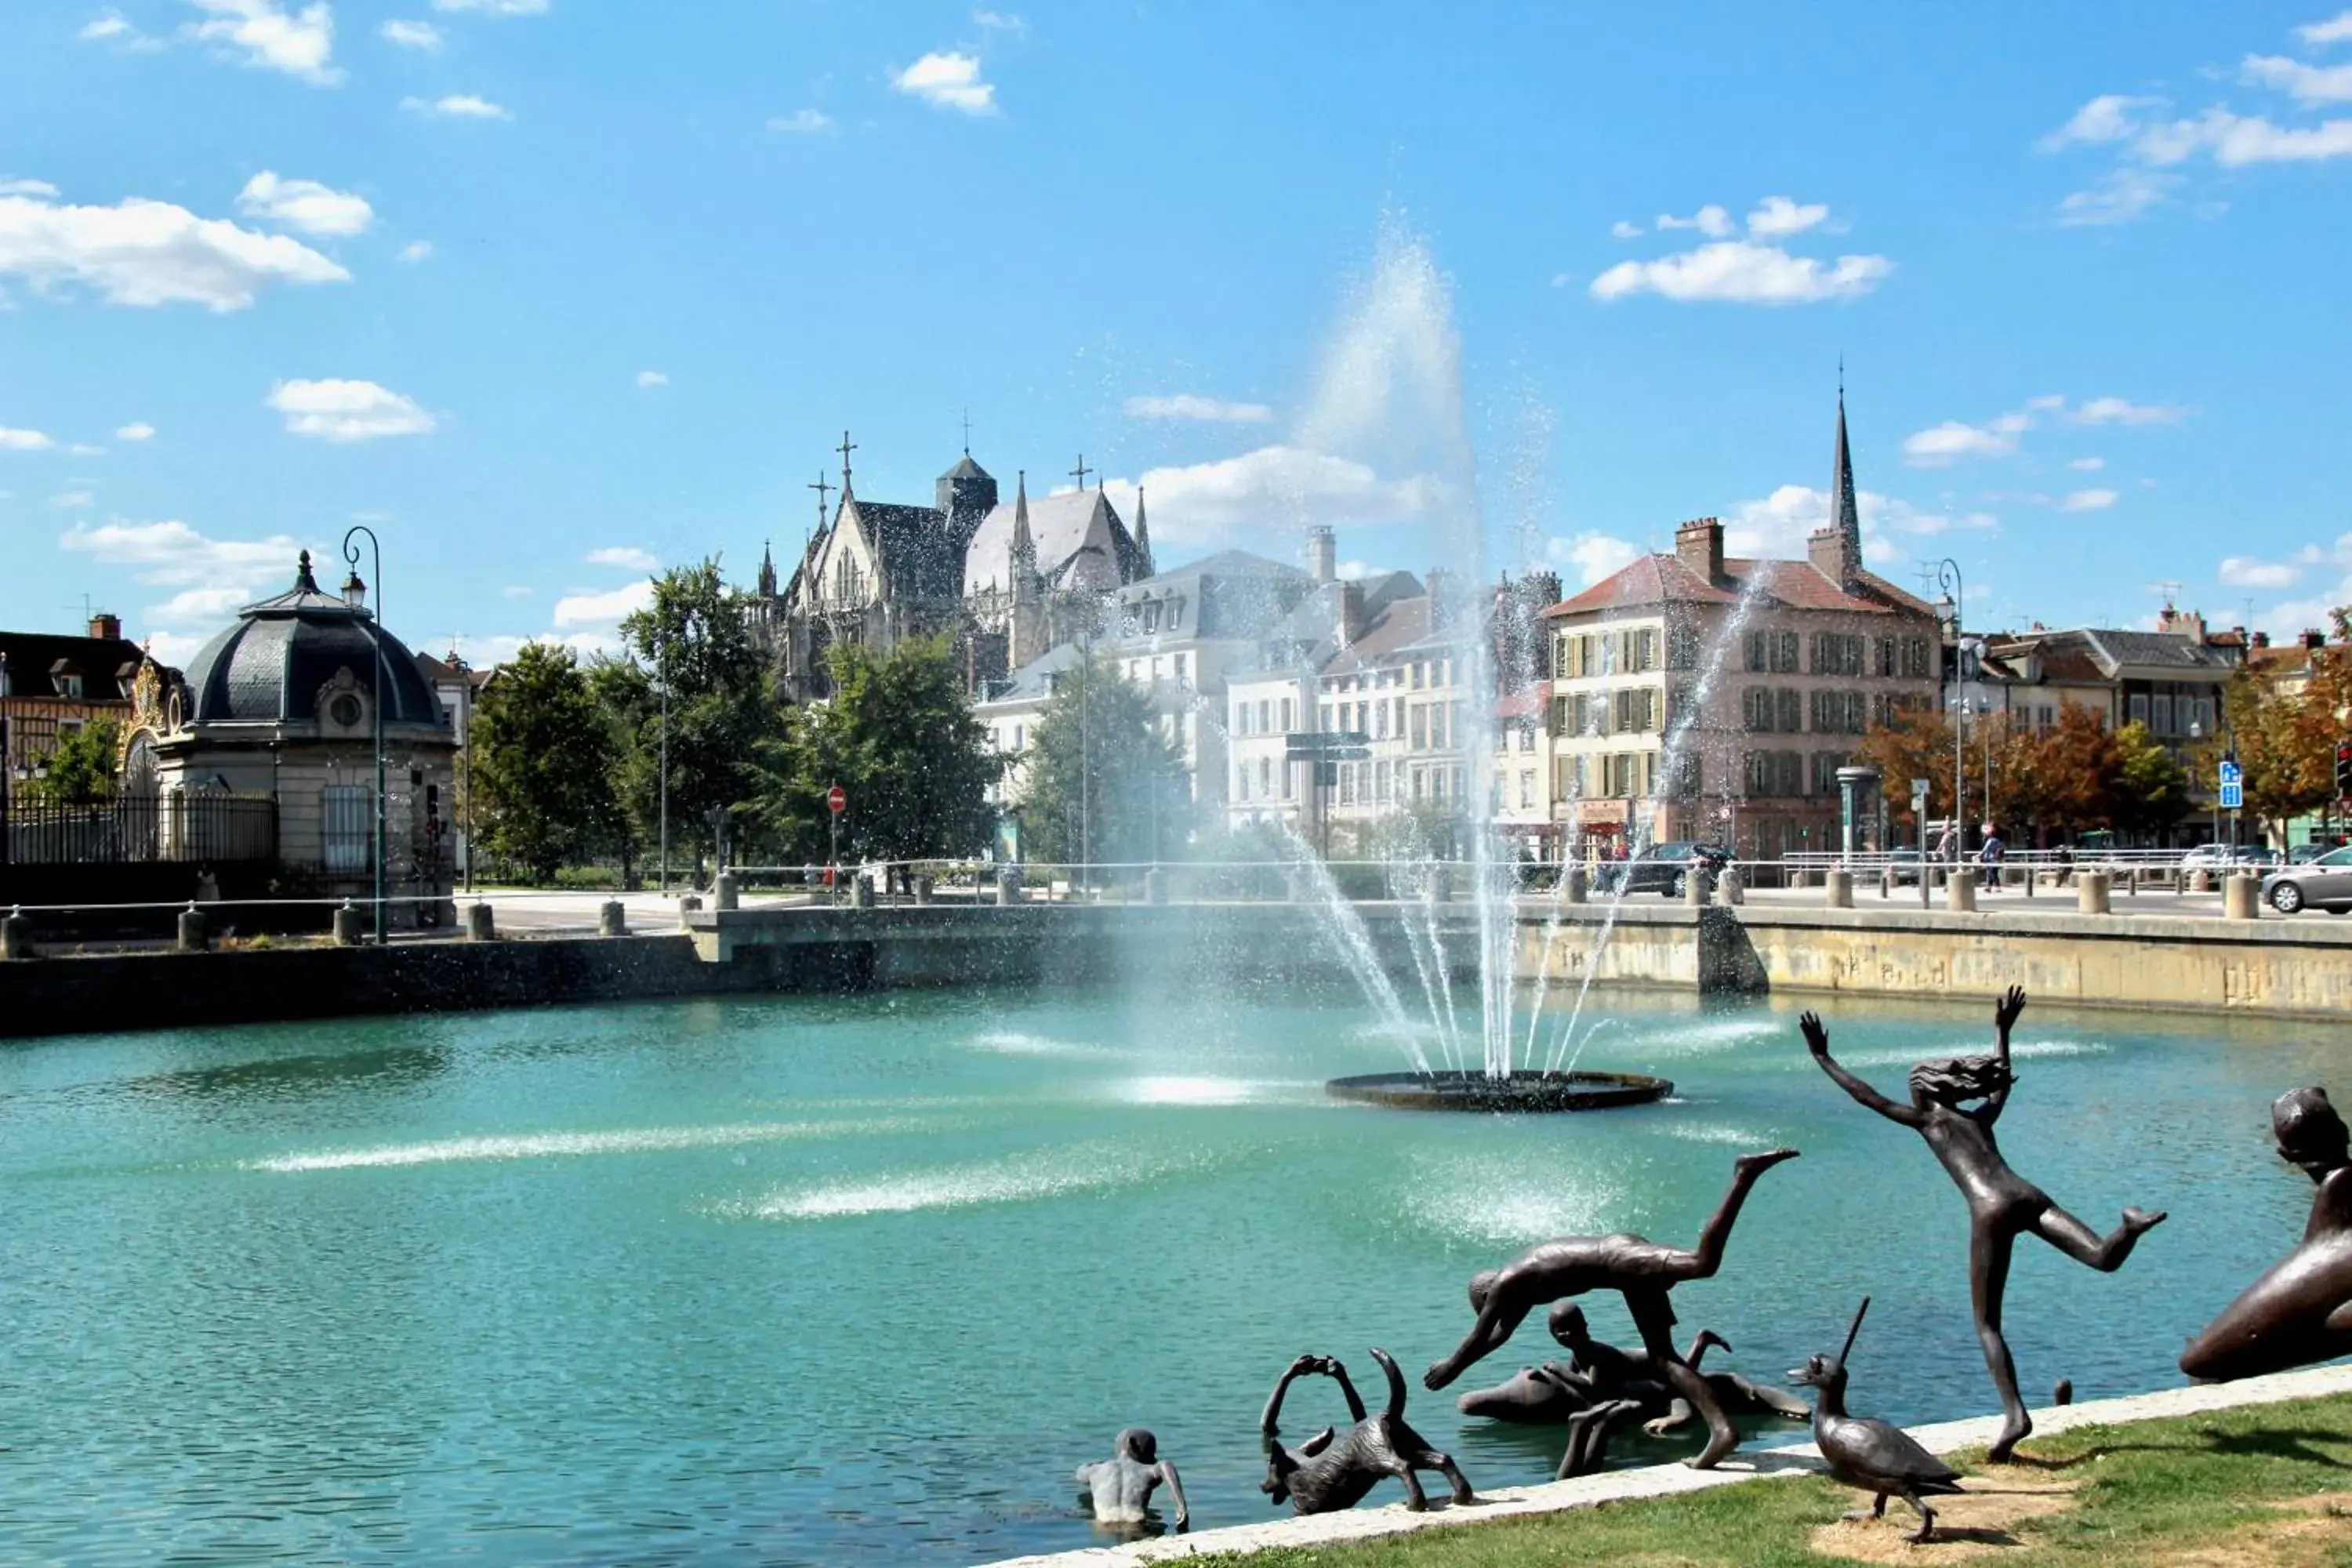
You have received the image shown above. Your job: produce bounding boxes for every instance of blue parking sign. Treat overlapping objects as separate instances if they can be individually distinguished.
[2220,781,2244,810]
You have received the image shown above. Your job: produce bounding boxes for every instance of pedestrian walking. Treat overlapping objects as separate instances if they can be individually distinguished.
[1979,823,2006,891]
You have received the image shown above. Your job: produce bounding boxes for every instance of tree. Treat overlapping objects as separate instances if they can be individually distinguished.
[471,643,622,882]
[747,635,996,869]
[2111,720,2190,840]
[615,561,781,870]
[1018,652,1185,868]
[2195,668,2332,845]
[27,717,121,804]
[1854,706,1958,835]
[583,655,652,884]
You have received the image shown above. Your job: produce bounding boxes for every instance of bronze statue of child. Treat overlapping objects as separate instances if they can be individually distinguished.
[2181,1085,2352,1381]
[1074,1428,1188,1536]
[1424,1145,1802,1468]
[1804,987,2165,1460]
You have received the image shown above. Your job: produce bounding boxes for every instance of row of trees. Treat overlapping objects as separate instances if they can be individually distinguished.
[1855,702,2192,843]
[467,561,1186,884]
[2187,617,2352,845]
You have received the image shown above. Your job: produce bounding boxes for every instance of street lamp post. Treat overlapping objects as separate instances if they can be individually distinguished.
[1934,558,1965,860]
[342,525,387,944]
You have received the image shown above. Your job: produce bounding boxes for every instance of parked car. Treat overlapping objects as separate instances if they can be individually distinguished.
[1595,841,1730,898]
[2291,842,2345,864]
[2260,846,2352,914]
[2182,844,2276,870]
[1884,848,1926,886]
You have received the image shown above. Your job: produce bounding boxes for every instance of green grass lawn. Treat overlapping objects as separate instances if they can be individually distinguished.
[1189,1392,2352,1566]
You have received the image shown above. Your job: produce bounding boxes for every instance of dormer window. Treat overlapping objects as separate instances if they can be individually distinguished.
[1142,601,1161,634]
[52,664,82,699]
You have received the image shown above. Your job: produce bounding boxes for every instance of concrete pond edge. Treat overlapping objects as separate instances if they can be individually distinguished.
[979,1361,2352,1566]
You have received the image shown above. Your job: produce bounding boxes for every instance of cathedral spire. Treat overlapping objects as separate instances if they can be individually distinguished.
[1131,485,1154,580]
[1011,469,1035,578]
[757,539,777,597]
[1829,380,1862,581]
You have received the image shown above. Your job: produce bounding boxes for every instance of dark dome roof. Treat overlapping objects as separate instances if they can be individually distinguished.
[181,552,444,728]
[941,453,990,481]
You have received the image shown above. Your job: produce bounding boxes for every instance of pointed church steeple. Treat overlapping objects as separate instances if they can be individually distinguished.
[1131,485,1154,580]
[1830,379,1861,575]
[1011,469,1036,579]
[757,539,778,598]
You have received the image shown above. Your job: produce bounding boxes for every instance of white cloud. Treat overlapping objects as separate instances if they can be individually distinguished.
[2057,167,2177,226]
[1902,416,2028,466]
[51,490,95,509]
[431,0,548,11]
[80,10,132,40]
[2301,9,2352,45]
[554,579,655,627]
[0,179,60,198]
[586,546,659,572]
[379,18,443,49]
[59,517,318,642]
[115,422,155,441]
[1608,220,1642,239]
[397,239,432,263]
[768,108,834,133]
[236,170,373,238]
[633,369,668,387]
[267,378,437,441]
[0,187,348,310]
[1545,531,1640,586]
[2220,555,2302,588]
[1722,483,1961,561]
[402,93,511,119]
[2068,456,2104,470]
[2060,488,2119,511]
[71,443,107,457]
[2041,93,2156,150]
[972,9,1025,31]
[0,426,55,450]
[1744,195,1830,238]
[1589,240,1891,305]
[2137,107,2352,165]
[2074,395,2186,425]
[151,583,254,620]
[183,0,342,85]
[1654,204,1734,237]
[2243,53,2352,103]
[1123,393,1274,423]
[1091,445,1444,552]
[892,52,996,115]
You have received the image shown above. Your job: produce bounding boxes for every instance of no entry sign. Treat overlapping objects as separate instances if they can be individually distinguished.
[827,783,847,815]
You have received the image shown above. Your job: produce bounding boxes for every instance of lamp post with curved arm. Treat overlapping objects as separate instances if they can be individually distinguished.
[1933,557,1965,861]
[342,525,387,943]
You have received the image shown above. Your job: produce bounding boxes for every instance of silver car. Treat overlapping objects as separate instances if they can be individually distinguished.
[2260,846,2352,914]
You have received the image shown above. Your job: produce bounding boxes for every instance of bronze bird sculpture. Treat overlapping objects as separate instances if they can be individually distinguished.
[1789,1298,1965,1544]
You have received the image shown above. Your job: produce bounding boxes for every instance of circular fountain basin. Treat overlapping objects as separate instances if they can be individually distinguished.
[1325,1069,1674,1112]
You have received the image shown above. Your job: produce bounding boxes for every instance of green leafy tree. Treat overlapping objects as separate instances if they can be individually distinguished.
[583,655,652,884]
[615,561,782,871]
[471,643,622,882]
[748,635,996,870]
[2111,720,2191,840]
[1018,652,1185,868]
[2193,669,2332,845]
[28,717,121,804]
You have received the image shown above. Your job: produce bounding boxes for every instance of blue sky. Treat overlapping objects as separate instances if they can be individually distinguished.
[4,1,2349,667]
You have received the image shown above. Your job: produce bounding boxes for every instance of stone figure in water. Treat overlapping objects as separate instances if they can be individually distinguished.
[1424,1145,1802,1469]
[1790,1296,1965,1544]
[1074,1427,1188,1537]
[1803,988,2165,1461]
[2180,1086,2352,1381]
[1259,1350,1474,1515]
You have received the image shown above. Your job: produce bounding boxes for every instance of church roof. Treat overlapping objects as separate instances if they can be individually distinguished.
[940,454,990,481]
[847,497,966,601]
[962,488,1141,597]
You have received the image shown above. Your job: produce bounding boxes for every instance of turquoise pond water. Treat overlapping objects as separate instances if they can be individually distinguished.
[0,978,2343,1564]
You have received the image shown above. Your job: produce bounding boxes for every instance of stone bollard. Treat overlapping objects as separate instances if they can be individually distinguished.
[332,900,365,946]
[677,893,702,930]
[913,873,935,906]
[1563,867,1587,905]
[2078,870,2111,915]
[176,903,209,953]
[714,872,739,913]
[1715,866,1744,906]
[1,907,34,960]
[466,901,496,941]
[1947,868,1977,913]
[1685,867,1711,907]
[1144,867,1167,906]
[851,874,875,909]
[2225,873,2260,921]
[599,900,627,936]
[1824,868,1853,909]
[2192,869,2215,894]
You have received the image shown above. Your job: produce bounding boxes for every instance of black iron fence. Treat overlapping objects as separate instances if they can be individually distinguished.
[2,795,277,866]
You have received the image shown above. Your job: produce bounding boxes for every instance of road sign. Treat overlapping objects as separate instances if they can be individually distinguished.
[2220,781,2244,810]
[826,783,847,815]
[2219,760,2243,789]
[1909,778,1931,807]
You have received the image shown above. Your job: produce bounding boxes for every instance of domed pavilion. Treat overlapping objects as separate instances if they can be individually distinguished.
[141,551,459,925]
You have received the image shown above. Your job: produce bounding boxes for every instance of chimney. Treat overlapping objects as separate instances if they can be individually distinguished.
[89,612,121,641]
[1674,517,1723,583]
[1336,579,1366,648]
[2252,630,2272,648]
[2307,629,2328,651]
[1806,527,1853,586]
[1305,524,1336,584]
